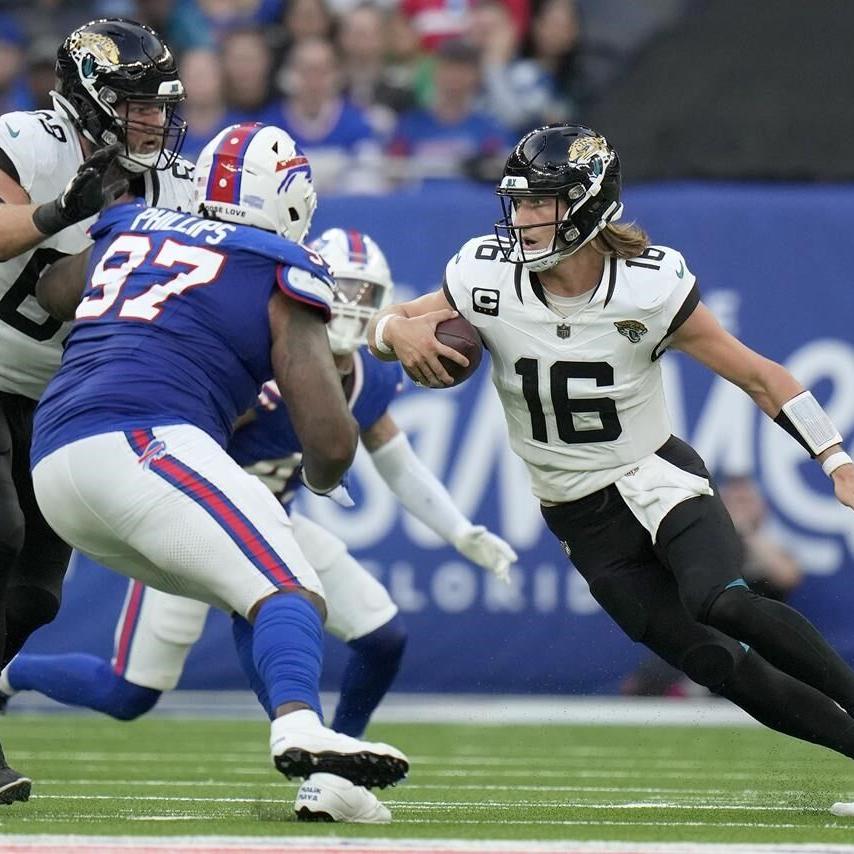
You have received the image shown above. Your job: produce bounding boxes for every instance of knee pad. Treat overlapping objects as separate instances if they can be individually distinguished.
[105,677,162,721]
[589,576,648,641]
[705,585,754,628]
[679,641,740,689]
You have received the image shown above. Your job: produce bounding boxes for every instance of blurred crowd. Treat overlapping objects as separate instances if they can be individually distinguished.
[0,0,693,193]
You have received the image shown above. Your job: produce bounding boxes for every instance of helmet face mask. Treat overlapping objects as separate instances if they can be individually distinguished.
[54,18,187,173]
[494,124,623,273]
[309,229,394,355]
[194,123,317,243]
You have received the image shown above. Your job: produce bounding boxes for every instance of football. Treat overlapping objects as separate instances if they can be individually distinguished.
[434,314,483,387]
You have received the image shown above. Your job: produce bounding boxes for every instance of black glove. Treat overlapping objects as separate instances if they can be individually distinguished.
[32,143,130,237]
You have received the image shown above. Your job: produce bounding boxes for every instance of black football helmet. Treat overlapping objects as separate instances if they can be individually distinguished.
[495,123,623,272]
[54,18,186,173]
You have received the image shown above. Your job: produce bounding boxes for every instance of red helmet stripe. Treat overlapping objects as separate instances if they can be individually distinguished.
[346,229,367,264]
[205,123,263,205]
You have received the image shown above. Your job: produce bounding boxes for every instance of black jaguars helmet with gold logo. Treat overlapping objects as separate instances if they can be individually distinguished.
[54,18,186,173]
[495,123,623,273]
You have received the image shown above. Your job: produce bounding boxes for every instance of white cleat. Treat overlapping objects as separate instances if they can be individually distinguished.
[295,773,392,823]
[830,801,854,816]
[270,710,408,789]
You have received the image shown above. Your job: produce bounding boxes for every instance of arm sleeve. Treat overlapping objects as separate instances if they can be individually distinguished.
[369,431,473,543]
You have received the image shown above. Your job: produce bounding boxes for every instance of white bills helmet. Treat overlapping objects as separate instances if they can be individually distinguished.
[194,123,316,242]
[309,228,394,354]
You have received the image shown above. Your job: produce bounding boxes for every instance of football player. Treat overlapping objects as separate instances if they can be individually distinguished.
[368,122,854,765]
[28,124,410,797]
[0,18,194,804]
[2,227,515,823]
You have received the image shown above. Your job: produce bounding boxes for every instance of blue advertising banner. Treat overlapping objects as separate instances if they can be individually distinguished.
[24,182,854,696]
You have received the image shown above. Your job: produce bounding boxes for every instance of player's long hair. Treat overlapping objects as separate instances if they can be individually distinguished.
[590,222,649,259]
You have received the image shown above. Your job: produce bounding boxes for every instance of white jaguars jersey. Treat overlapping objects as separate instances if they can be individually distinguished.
[443,236,699,503]
[0,108,195,399]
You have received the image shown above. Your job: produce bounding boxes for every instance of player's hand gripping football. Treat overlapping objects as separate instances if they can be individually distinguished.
[452,525,517,584]
[33,143,129,236]
[382,309,468,387]
[831,461,854,511]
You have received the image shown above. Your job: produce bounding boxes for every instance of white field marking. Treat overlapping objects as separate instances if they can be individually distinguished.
[417,757,782,772]
[2,836,854,854]
[15,752,784,770]
[41,779,790,796]
[125,816,216,821]
[400,818,812,829]
[6,691,762,726]
[387,801,824,813]
[25,793,828,815]
[11,752,263,762]
[30,795,288,803]
[12,751,774,768]
[417,768,759,780]
[18,760,768,782]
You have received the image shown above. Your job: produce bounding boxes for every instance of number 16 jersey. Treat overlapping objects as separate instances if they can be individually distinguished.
[442,237,699,503]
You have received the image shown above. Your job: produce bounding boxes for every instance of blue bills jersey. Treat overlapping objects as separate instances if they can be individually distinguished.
[32,201,334,466]
[229,348,403,505]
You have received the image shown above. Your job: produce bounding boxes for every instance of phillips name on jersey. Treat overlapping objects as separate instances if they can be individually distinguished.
[442,236,699,504]
[0,109,195,400]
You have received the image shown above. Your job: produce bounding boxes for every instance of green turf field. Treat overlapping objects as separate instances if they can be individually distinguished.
[1,714,853,844]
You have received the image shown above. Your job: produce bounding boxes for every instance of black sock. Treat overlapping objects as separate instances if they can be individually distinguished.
[719,649,854,759]
[2,586,60,668]
[707,587,854,714]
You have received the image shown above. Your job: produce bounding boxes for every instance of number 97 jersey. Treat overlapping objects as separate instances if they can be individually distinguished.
[442,236,700,504]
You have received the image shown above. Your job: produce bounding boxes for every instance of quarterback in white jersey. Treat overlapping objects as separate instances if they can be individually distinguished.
[443,232,697,504]
[0,18,191,804]
[370,123,854,777]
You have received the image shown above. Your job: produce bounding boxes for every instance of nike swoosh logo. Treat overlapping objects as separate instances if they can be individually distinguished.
[675,260,685,279]
[4,124,19,138]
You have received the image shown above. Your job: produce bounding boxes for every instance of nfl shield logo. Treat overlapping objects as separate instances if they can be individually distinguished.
[556,323,571,339]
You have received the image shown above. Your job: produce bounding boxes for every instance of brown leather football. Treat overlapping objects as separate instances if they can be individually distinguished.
[434,315,483,386]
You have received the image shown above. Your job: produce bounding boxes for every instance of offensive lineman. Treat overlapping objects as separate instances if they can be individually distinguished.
[368,123,854,765]
[2,227,515,822]
[0,18,194,803]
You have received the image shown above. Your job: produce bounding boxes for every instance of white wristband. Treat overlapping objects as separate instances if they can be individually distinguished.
[373,314,396,356]
[821,451,853,478]
[781,391,843,456]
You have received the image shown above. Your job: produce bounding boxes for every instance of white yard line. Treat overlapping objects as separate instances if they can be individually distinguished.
[19,793,823,810]
[6,693,758,726]
[1,835,853,854]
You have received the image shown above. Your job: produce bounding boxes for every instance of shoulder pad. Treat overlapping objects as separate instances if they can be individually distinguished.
[0,111,64,192]
[622,245,695,311]
[234,227,334,285]
[276,264,333,321]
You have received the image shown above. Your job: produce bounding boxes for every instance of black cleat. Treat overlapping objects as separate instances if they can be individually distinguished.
[274,747,408,789]
[296,806,335,822]
[270,715,408,789]
[0,765,31,805]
